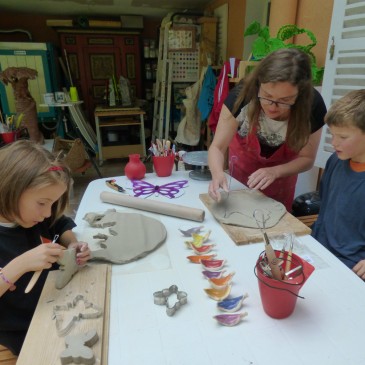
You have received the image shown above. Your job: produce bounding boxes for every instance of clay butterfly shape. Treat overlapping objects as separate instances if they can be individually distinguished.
[53,294,103,336]
[131,179,188,198]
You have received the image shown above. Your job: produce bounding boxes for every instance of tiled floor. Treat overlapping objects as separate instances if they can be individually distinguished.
[67,158,153,219]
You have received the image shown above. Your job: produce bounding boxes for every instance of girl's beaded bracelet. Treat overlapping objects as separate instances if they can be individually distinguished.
[0,268,16,291]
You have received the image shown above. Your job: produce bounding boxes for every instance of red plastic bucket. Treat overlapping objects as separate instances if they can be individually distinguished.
[153,155,175,177]
[0,131,17,144]
[255,250,315,319]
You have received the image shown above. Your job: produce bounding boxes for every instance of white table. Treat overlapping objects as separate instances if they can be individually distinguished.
[75,171,365,365]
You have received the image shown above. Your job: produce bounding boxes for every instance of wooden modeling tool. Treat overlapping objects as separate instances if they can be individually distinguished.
[25,234,59,293]
[224,155,238,218]
[285,234,294,274]
[106,179,126,193]
[253,210,283,280]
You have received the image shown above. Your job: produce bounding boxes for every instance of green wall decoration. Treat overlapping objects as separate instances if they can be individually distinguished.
[244,21,324,85]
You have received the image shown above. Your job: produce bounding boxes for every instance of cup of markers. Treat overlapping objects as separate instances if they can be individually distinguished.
[149,139,176,177]
[0,114,23,144]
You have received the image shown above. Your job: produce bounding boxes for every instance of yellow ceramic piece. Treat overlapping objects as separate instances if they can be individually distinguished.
[204,285,231,301]
[208,272,235,289]
[187,254,216,264]
[185,230,211,248]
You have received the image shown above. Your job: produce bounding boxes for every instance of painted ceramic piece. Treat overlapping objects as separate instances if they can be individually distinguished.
[202,270,225,279]
[185,230,211,248]
[217,293,249,312]
[190,243,215,255]
[204,285,231,301]
[187,254,216,264]
[179,226,204,237]
[213,312,248,326]
[201,259,226,271]
[208,272,235,289]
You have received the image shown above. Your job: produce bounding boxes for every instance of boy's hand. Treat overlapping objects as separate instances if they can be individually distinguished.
[352,260,365,279]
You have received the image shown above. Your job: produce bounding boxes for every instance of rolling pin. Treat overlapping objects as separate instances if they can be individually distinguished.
[100,191,205,222]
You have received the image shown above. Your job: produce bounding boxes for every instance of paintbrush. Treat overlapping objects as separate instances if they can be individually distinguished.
[25,234,59,294]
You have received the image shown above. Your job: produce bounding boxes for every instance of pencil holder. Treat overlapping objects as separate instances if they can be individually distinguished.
[0,131,17,144]
[153,155,175,177]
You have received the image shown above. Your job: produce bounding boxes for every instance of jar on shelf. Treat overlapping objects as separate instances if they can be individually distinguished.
[143,39,150,58]
[145,63,152,80]
[149,40,156,58]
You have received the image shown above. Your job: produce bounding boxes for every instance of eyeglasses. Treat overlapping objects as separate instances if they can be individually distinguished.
[258,96,295,110]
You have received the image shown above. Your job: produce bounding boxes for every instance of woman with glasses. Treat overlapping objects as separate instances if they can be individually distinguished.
[208,48,327,211]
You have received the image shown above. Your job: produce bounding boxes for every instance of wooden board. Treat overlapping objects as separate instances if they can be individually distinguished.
[17,263,111,365]
[200,192,311,245]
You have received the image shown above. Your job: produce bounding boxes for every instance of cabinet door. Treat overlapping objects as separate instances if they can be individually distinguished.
[315,0,365,168]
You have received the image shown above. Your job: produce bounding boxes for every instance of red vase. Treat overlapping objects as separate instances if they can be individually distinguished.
[124,154,146,180]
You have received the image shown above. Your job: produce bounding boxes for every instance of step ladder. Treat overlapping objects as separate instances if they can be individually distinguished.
[152,19,173,141]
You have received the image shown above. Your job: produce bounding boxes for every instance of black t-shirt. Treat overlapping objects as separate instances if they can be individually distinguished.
[0,215,76,332]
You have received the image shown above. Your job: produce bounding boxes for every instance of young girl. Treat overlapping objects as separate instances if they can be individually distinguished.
[0,140,91,355]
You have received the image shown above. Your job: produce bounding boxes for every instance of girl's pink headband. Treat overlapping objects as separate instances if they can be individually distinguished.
[48,166,63,171]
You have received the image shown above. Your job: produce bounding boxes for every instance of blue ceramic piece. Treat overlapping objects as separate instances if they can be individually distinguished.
[217,293,249,312]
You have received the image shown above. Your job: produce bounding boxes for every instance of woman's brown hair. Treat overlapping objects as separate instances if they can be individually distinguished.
[233,48,313,152]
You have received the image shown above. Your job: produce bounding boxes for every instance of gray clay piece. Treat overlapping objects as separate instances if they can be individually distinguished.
[84,210,167,264]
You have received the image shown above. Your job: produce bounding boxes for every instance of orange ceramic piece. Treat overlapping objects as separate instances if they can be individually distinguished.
[208,272,235,289]
[204,285,231,301]
[187,254,216,264]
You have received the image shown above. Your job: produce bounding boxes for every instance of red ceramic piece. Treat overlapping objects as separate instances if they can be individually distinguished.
[124,154,146,180]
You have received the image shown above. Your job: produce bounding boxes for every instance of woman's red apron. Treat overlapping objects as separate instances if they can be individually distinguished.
[229,132,298,211]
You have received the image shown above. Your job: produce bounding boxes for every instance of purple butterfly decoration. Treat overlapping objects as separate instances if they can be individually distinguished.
[131,180,188,199]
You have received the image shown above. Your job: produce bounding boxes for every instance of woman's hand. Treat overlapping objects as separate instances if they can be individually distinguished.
[353,260,365,280]
[208,172,229,202]
[247,167,278,191]
[68,241,91,266]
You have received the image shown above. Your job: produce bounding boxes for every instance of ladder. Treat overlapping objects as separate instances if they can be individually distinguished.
[152,19,173,141]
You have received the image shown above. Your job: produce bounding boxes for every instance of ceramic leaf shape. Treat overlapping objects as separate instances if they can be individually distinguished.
[213,312,248,326]
[208,272,235,289]
[202,270,225,279]
[190,243,215,255]
[187,254,216,264]
[204,285,231,301]
[201,259,225,271]
[217,293,249,312]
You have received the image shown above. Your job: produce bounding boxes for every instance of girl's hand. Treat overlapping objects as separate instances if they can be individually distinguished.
[23,243,65,272]
[208,172,229,202]
[247,167,278,191]
[68,241,91,266]
[353,260,365,280]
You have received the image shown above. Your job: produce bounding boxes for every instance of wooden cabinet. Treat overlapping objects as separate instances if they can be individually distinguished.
[60,32,142,123]
[94,106,146,165]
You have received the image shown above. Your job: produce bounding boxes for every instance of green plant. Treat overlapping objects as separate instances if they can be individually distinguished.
[244,21,324,85]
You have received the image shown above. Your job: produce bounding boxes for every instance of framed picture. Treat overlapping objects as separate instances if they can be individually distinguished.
[126,54,136,79]
[90,54,115,80]
[168,27,196,51]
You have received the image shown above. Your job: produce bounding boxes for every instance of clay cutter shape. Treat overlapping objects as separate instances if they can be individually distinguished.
[153,285,188,316]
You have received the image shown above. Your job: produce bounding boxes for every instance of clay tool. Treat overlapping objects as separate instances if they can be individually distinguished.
[25,234,59,293]
[253,209,283,280]
[223,155,238,218]
[285,234,294,273]
[106,179,126,193]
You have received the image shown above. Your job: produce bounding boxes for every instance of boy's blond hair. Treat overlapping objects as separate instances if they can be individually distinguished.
[325,89,365,132]
[0,140,72,223]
